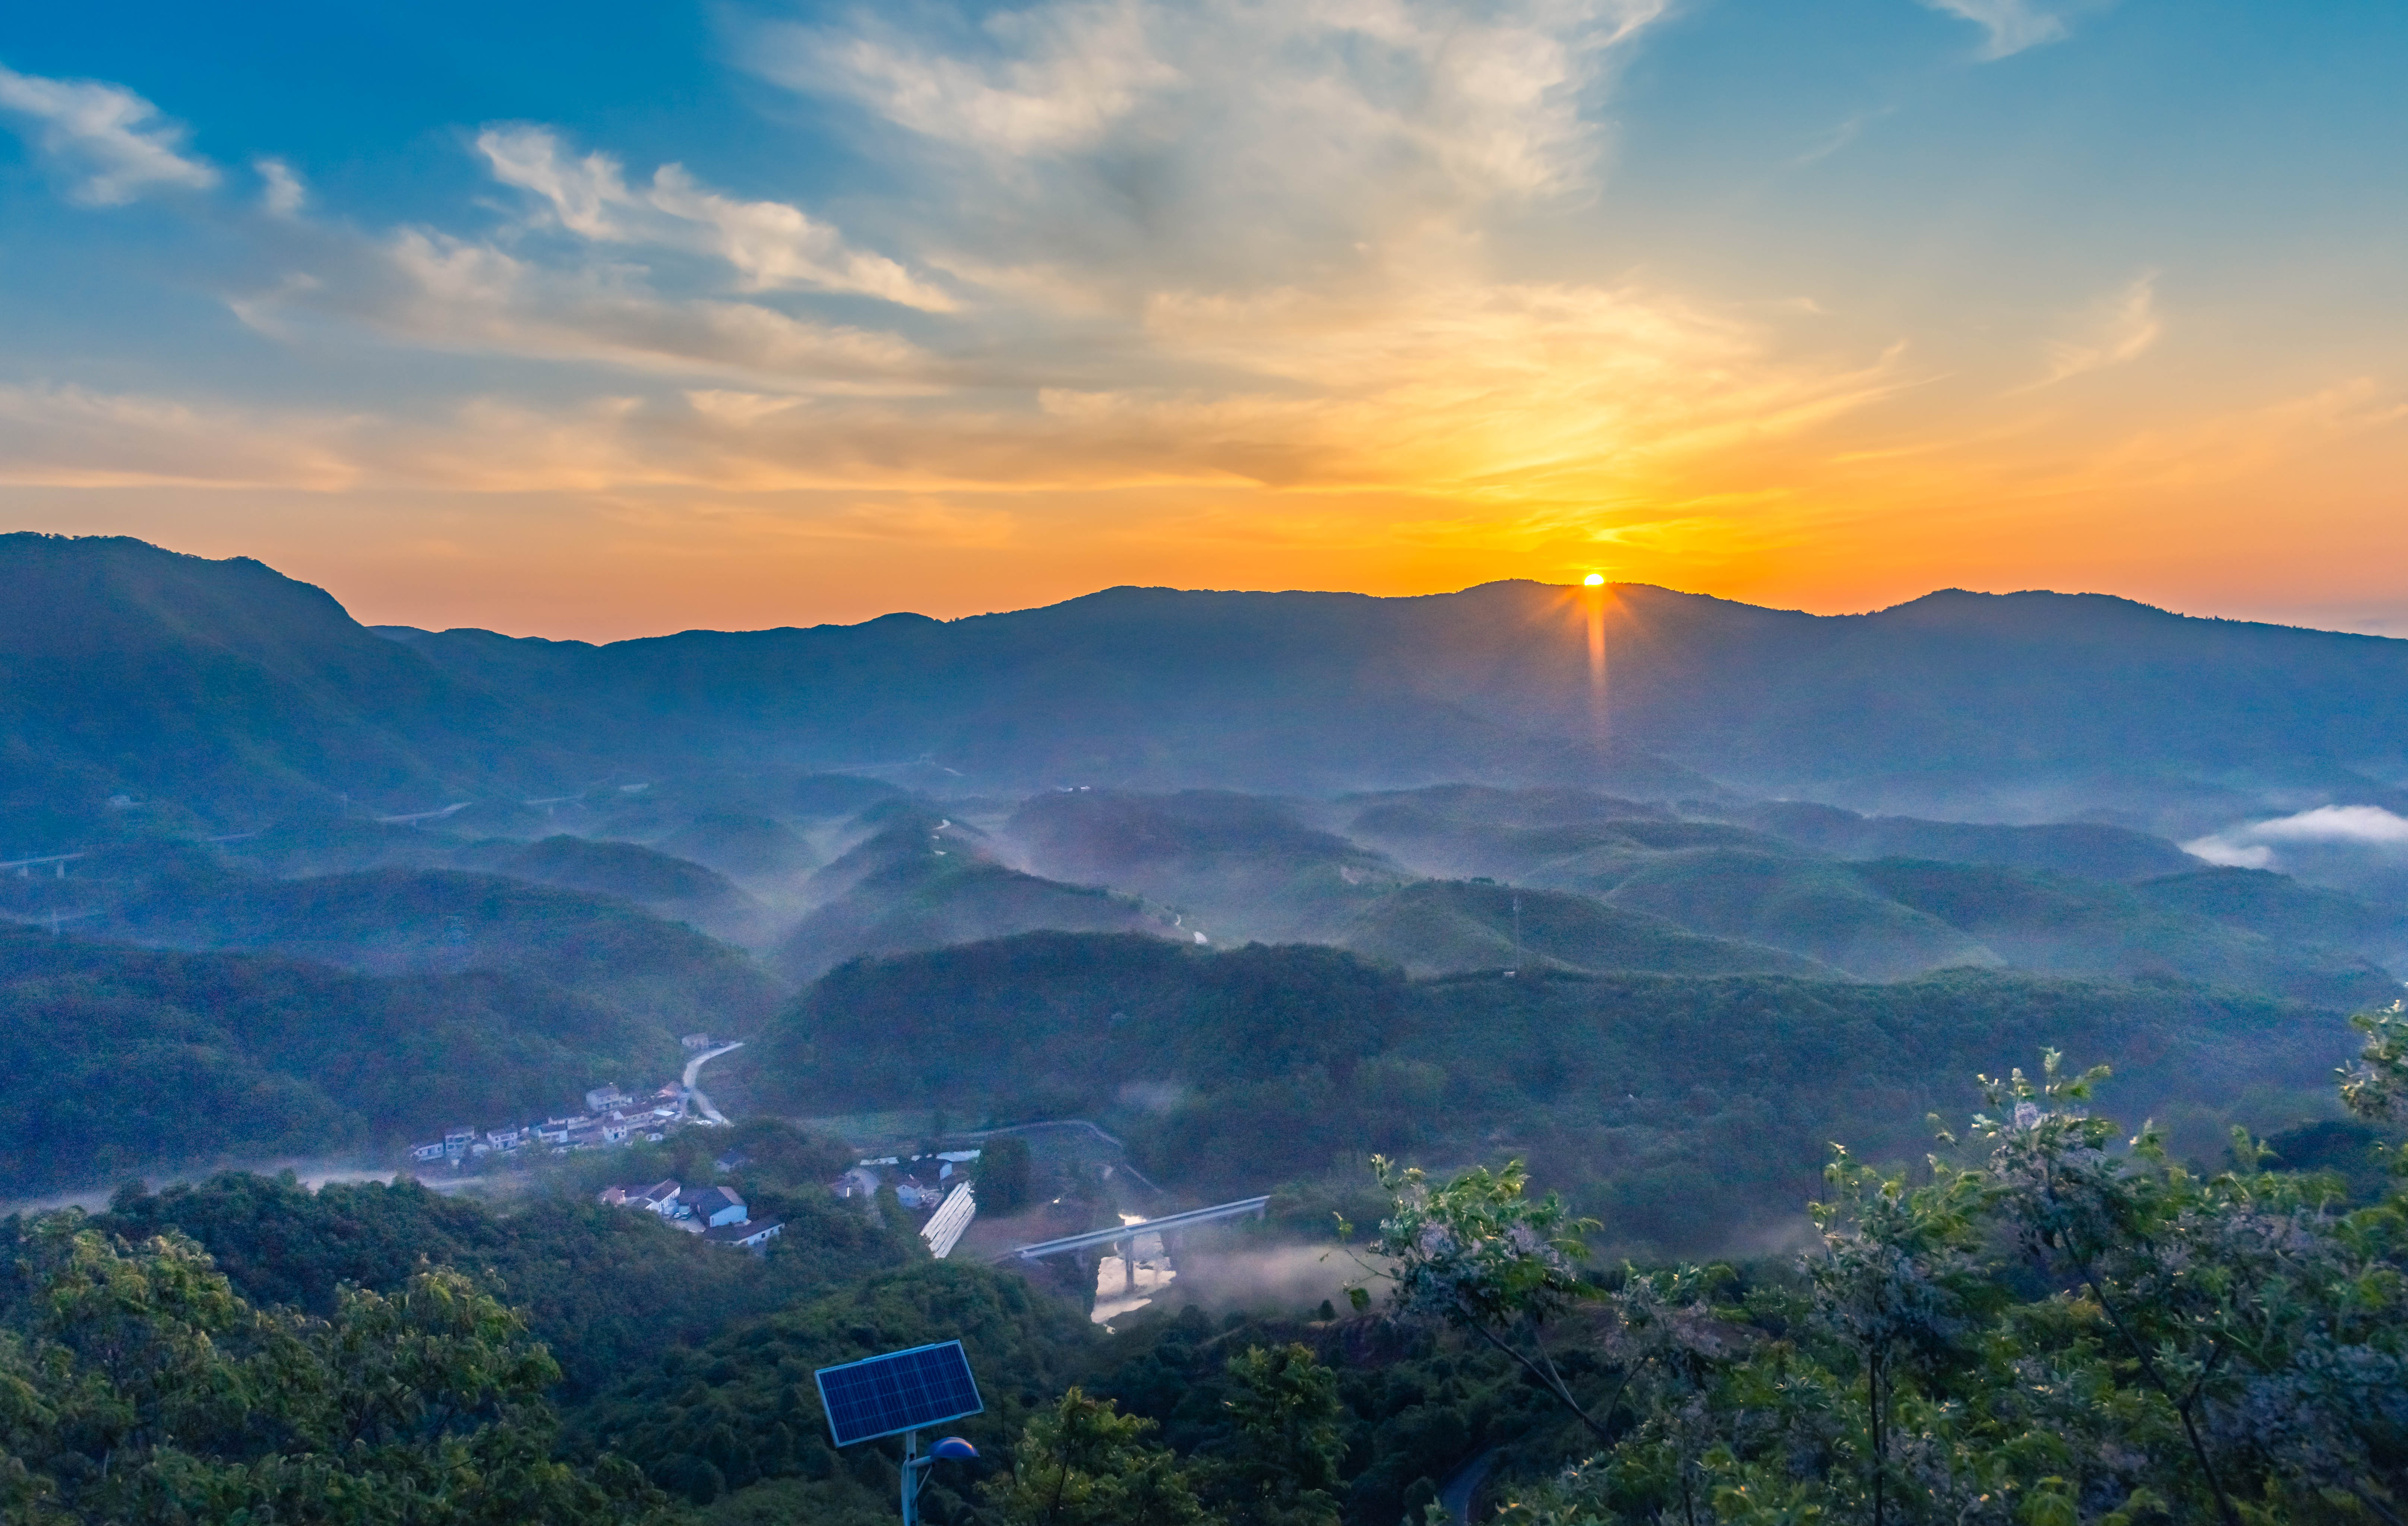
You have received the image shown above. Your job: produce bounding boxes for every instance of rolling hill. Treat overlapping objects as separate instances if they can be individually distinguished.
[0,926,679,1189]
[754,931,2361,1252]
[25,842,785,1038]
[1334,879,1826,978]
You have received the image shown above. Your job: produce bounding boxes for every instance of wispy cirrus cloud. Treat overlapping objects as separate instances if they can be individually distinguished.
[253,156,306,216]
[236,228,944,395]
[748,0,1667,297]
[2029,272,2161,387]
[0,383,358,489]
[1915,0,2072,60]
[0,61,218,205]
[3,1,1925,570]
[475,125,954,311]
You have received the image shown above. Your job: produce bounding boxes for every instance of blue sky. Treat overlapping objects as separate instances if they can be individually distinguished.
[1,0,2403,638]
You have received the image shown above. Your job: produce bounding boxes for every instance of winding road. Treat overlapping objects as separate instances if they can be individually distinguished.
[682,1042,742,1125]
[1439,1449,1499,1524]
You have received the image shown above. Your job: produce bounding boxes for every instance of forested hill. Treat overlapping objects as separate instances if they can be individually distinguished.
[10,532,2408,851]
[0,534,574,848]
[0,925,691,1190]
[756,931,2359,1253]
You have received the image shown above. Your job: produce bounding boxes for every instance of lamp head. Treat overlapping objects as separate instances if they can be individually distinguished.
[932,1437,979,1460]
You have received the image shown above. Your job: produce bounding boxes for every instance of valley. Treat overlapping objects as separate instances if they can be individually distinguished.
[0,535,2403,1523]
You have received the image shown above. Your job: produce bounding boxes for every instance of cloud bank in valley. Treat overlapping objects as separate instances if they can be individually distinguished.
[2184,805,2408,872]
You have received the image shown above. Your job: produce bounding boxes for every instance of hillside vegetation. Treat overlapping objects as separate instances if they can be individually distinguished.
[755,932,2353,1252]
[1334,879,1823,977]
[16,841,784,1035]
[0,926,691,1188]
[775,812,1163,980]
[87,1143,914,1398]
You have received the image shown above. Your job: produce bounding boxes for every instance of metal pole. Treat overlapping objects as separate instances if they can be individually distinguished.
[901,1429,926,1526]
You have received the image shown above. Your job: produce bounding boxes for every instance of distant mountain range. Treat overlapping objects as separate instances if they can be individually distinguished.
[9,531,2408,853]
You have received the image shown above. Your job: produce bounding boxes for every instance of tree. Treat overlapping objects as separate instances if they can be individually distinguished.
[986,1387,1215,1526]
[979,1136,1037,1215]
[0,1215,670,1526]
[1346,1158,1618,1441]
[2341,1002,2408,1127]
[1208,1343,1344,1526]
[1805,1147,1995,1526]
[1438,1011,2408,1526]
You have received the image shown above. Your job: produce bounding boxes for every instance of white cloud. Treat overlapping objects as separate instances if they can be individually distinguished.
[1915,0,2070,59]
[2183,805,2408,870]
[475,125,954,310]
[2247,805,2408,846]
[0,62,218,205]
[748,0,1668,295]
[2033,271,2160,387]
[0,383,358,488]
[255,156,306,216]
[24,0,1910,514]
[233,228,942,394]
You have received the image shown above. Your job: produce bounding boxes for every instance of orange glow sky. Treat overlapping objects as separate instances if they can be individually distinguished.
[3,3,2404,640]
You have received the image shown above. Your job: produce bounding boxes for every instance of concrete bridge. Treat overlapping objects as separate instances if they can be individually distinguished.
[1001,1195,1271,1293]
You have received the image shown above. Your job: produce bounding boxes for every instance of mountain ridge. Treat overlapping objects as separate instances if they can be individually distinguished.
[12,534,2408,851]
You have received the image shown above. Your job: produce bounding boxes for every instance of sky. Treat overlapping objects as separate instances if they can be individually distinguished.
[0,0,2403,641]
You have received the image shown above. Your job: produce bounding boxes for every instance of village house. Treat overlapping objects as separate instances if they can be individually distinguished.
[703,1218,782,1251]
[600,1179,681,1215]
[678,1184,748,1228]
[407,1071,696,1174]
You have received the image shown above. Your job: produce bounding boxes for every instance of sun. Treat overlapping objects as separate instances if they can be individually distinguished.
[1583,572,1605,587]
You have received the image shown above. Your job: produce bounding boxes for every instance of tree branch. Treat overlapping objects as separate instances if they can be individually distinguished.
[1456,1306,1615,1444]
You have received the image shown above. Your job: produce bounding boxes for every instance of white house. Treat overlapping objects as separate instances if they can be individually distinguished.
[704,1218,782,1250]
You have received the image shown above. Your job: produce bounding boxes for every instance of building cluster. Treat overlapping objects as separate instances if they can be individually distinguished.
[831,1150,982,1259]
[408,1082,691,1168]
[598,1178,783,1250]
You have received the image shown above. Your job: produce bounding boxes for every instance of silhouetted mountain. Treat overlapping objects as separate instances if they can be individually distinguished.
[14,536,2408,852]
[0,534,567,850]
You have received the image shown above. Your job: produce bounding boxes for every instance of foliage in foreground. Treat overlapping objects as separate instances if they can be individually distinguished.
[1349,1006,2408,1525]
[0,1218,668,1525]
[88,1144,916,1399]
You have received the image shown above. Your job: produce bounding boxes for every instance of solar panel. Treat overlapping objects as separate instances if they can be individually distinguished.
[815,1341,985,1447]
